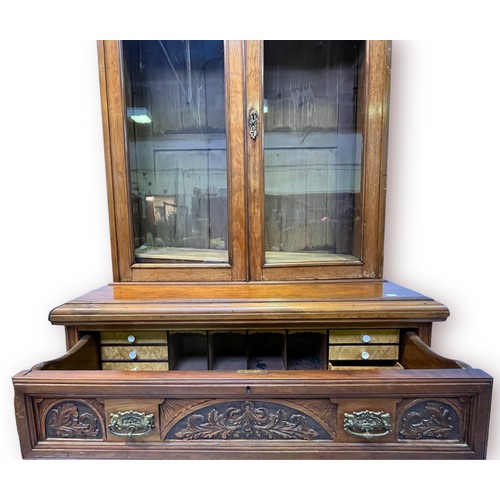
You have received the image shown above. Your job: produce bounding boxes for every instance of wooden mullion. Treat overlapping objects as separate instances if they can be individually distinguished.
[225,40,247,281]
[246,40,265,281]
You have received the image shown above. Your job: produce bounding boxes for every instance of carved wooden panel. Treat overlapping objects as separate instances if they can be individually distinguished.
[43,400,104,440]
[162,399,336,441]
[160,399,211,438]
[397,399,463,441]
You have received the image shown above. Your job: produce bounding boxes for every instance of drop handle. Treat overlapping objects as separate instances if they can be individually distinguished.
[108,410,154,438]
[249,108,259,140]
[344,410,392,439]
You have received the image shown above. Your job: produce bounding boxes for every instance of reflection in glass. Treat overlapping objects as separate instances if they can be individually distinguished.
[264,41,365,263]
[122,40,228,263]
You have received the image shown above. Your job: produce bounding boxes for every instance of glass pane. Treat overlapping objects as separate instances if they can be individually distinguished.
[264,41,365,264]
[122,41,228,263]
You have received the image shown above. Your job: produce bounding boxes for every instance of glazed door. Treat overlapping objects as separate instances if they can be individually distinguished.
[100,40,390,282]
[246,40,390,280]
[101,40,247,281]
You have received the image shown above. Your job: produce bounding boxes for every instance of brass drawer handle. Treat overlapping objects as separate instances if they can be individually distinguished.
[108,410,154,438]
[249,108,259,140]
[344,410,392,439]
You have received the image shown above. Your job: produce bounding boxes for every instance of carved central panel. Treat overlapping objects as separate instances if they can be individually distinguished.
[165,400,332,440]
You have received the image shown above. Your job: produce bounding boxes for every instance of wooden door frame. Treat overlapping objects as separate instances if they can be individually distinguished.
[246,40,391,281]
[98,40,247,282]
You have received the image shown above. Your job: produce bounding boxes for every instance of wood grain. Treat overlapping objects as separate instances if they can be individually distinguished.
[48,280,449,327]
[100,331,168,344]
[13,362,493,458]
[328,344,399,361]
[329,329,399,344]
[101,345,168,361]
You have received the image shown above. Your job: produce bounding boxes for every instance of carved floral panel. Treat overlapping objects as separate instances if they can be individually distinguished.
[398,400,461,441]
[165,400,332,440]
[45,401,103,439]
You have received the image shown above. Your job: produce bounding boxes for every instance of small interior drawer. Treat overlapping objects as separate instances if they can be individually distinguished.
[329,329,399,344]
[101,345,168,361]
[102,361,169,371]
[329,362,404,370]
[329,344,399,361]
[100,331,168,344]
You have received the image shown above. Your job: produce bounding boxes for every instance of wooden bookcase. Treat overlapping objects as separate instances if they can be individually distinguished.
[12,40,493,459]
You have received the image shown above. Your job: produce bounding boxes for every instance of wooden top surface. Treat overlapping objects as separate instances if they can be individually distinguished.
[49,280,449,326]
[14,366,491,393]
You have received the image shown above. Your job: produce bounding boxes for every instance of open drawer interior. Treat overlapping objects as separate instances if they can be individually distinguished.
[14,328,492,459]
[37,329,468,373]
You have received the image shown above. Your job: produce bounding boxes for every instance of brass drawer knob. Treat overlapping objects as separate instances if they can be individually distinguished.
[362,334,371,343]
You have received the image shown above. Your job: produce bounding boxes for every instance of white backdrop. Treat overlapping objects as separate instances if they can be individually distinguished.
[0,5,498,497]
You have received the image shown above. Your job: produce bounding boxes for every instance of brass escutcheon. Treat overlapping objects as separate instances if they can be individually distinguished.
[249,108,259,140]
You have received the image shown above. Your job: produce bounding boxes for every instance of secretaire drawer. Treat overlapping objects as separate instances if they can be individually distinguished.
[329,329,399,344]
[11,332,493,459]
[13,365,492,459]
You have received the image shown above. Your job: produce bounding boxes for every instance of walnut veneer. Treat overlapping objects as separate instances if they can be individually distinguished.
[12,40,493,459]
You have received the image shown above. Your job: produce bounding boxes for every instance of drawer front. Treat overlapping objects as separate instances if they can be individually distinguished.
[102,362,169,371]
[13,367,492,459]
[101,345,168,361]
[329,329,399,344]
[329,362,403,370]
[101,331,167,344]
[329,345,399,361]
